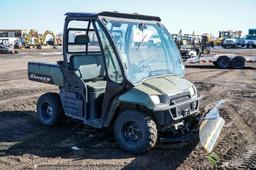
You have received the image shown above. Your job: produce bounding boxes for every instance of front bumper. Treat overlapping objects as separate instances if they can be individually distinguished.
[153,96,202,120]
[159,100,225,153]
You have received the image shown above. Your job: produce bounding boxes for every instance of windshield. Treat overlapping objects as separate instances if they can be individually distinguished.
[101,18,185,84]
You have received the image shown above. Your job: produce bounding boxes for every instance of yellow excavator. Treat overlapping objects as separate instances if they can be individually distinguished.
[24,29,42,49]
[40,30,58,48]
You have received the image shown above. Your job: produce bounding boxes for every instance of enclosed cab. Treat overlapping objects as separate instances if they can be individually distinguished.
[28,12,224,154]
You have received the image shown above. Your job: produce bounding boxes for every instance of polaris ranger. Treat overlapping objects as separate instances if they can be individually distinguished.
[28,12,224,154]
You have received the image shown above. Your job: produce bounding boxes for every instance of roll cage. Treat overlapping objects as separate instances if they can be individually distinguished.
[62,11,161,65]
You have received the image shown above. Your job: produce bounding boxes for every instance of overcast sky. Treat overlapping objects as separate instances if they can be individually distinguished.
[0,0,255,36]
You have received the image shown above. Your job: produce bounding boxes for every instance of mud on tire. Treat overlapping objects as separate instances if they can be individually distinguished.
[37,92,66,127]
[114,110,157,154]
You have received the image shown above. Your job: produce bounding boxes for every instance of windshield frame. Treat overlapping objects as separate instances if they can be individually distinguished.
[98,16,185,85]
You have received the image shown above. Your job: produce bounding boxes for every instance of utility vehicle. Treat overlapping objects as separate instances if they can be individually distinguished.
[28,12,224,154]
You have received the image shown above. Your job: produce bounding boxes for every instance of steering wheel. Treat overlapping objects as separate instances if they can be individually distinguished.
[137,61,151,75]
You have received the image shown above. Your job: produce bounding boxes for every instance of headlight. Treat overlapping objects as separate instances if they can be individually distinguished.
[150,95,160,104]
[189,85,197,98]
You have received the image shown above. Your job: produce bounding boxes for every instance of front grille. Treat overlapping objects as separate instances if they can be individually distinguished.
[169,95,198,119]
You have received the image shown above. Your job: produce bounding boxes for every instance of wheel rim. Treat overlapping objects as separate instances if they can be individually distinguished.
[234,60,243,68]
[123,122,142,142]
[41,102,53,120]
[220,59,229,67]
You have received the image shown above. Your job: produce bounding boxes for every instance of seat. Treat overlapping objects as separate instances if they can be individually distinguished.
[70,54,106,119]
[86,80,106,92]
[70,53,106,92]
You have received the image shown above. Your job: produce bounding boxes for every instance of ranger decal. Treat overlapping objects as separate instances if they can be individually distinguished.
[28,73,53,84]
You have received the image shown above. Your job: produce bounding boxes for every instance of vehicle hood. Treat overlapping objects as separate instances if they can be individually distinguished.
[135,75,193,96]
[118,75,194,110]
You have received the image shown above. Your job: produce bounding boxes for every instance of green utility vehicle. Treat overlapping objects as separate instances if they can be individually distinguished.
[28,12,224,154]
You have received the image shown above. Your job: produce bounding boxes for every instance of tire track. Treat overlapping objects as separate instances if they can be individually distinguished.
[0,157,44,170]
[223,103,256,145]
[34,163,125,170]
[0,87,56,101]
[238,147,256,169]
[0,70,27,83]
[203,70,230,81]
[0,92,43,112]
[221,145,256,169]
[185,69,220,76]
[188,70,231,82]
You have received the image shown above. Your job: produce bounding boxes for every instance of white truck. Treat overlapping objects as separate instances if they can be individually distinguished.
[245,38,256,48]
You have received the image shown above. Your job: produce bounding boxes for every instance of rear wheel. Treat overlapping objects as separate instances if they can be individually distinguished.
[216,56,231,69]
[114,110,157,154]
[37,92,66,127]
[232,56,245,69]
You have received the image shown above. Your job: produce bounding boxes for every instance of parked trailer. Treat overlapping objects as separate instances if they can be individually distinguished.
[186,54,256,69]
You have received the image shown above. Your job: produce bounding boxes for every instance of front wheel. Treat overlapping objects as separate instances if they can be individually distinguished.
[37,92,66,127]
[114,110,157,154]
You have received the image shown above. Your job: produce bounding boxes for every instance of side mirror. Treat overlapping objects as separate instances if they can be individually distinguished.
[74,35,90,44]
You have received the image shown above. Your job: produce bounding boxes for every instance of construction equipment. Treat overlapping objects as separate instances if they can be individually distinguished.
[56,34,63,45]
[14,38,23,49]
[173,33,211,60]
[202,33,215,47]
[24,29,41,49]
[40,30,58,48]
[28,11,224,154]
[214,30,242,46]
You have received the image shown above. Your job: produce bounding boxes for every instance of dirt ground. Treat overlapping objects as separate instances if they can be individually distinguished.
[0,48,256,170]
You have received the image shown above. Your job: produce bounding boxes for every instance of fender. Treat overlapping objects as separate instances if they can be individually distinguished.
[103,88,155,127]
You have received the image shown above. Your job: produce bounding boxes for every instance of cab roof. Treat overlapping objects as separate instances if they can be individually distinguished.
[65,11,161,22]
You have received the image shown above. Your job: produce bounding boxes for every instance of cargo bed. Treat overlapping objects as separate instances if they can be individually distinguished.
[28,62,64,86]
